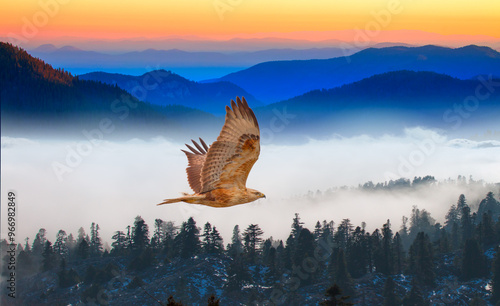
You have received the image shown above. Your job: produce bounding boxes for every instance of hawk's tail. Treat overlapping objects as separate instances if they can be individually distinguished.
[157,194,204,206]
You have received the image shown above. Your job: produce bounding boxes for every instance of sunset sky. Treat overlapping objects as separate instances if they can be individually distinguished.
[1,0,499,45]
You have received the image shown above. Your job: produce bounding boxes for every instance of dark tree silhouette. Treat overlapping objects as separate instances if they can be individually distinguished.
[408,232,435,287]
[492,247,500,304]
[227,225,243,258]
[331,248,354,298]
[461,239,487,280]
[77,239,90,260]
[383,276,402,306]
[90,222,103,257]
[243,224,264,264]
[176,217,200,259]
[42,241,56,271]
[378,220,394,275]
[132,216,149,252]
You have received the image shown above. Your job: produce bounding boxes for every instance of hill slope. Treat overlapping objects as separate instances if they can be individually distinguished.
[254,70,500,141]
[78,70,260,115]
[215,45,500,103]
[0,43,219,139]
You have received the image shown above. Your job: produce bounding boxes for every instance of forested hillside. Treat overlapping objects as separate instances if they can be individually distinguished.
[2,177,500,305]
[0,42,219,139]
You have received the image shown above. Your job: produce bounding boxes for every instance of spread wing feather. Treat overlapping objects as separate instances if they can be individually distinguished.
[200,97,260,193]
[182,138,209,193]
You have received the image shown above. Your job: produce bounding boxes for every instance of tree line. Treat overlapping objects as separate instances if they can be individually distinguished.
[2,191,500,304]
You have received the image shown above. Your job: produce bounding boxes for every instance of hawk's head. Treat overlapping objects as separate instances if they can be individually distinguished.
[247,188,266,200]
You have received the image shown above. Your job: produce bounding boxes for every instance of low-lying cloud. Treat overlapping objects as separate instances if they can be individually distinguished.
[1,127,499,245]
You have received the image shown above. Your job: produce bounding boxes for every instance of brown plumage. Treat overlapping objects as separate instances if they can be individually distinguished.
[158,97,265,207]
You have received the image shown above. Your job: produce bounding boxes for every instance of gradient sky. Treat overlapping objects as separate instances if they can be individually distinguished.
[1,0,499,42]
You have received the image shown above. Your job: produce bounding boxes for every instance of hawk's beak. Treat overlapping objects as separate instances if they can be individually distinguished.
[262,194,266,199]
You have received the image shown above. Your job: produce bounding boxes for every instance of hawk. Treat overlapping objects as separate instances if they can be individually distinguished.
[158,97,265,207]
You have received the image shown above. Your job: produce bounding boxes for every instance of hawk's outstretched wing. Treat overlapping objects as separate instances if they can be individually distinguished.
[182,138,209,193]
[200,97,260,193]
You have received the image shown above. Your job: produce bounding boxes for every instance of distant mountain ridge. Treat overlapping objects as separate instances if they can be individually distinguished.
[78,70,260,115]
[28,45,365,81]
[214,45,500,103]
[254,70,500,140]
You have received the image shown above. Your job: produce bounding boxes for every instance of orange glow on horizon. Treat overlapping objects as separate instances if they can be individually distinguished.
[1,0,499,45]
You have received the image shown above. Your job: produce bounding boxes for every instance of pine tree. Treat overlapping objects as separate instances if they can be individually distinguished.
[90,222,103,257]
[370,229,382,273]
[53,229,69,259]
[227,225,243,258]
[225,253,251,293]
[383,276,402,306]
[393,232,405,274]
[132,216,149,252]
[398,216,410,251]
[450,222,460,250]
[461,205,473,243]
[202,222,214,253]
[293,228,315,265]
[491,247,500,304]
[437,228,450,254]
[461,239,487,280]
[335,219,353,250]
[32,228,47,258]
[162,221,178,257]
[408,232,435,287]
[17,249,35,278]
[263,242,278,283]
[456,194,467,216]
[445,204,459,229]
[314,221,323,241]
[176,217,200,259]
[24,237,31,253]
[126,225,132,249]
[77,227,86,244]
[151,218,165,250]
[477,192,500,220]
[291,213,304,241]
[409,207,435,241]
[320,220,335,243]
[243,224,264,264]
[66,233,76,256]
[111,231,127,255]
[210,226,224,254]
[349,226,368,278]
[379,220,394,275]
[42,240,56,271]
[478,212,496,248]
[77,238,90,260]
[332,248,354,298]
[293,228,317,285]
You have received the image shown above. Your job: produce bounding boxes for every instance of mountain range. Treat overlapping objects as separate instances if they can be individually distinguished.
[2,42,499,142]
[0,42,219,139]
[254,70,500,140]
[6,30,500,52]
[28,44,366,81]
[213,45,500,103]
[78,70,260,115]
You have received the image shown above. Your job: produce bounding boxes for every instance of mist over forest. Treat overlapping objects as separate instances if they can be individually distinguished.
[2,129,499,246]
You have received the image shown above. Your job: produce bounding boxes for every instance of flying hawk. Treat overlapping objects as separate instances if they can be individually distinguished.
[158,97,265,207]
